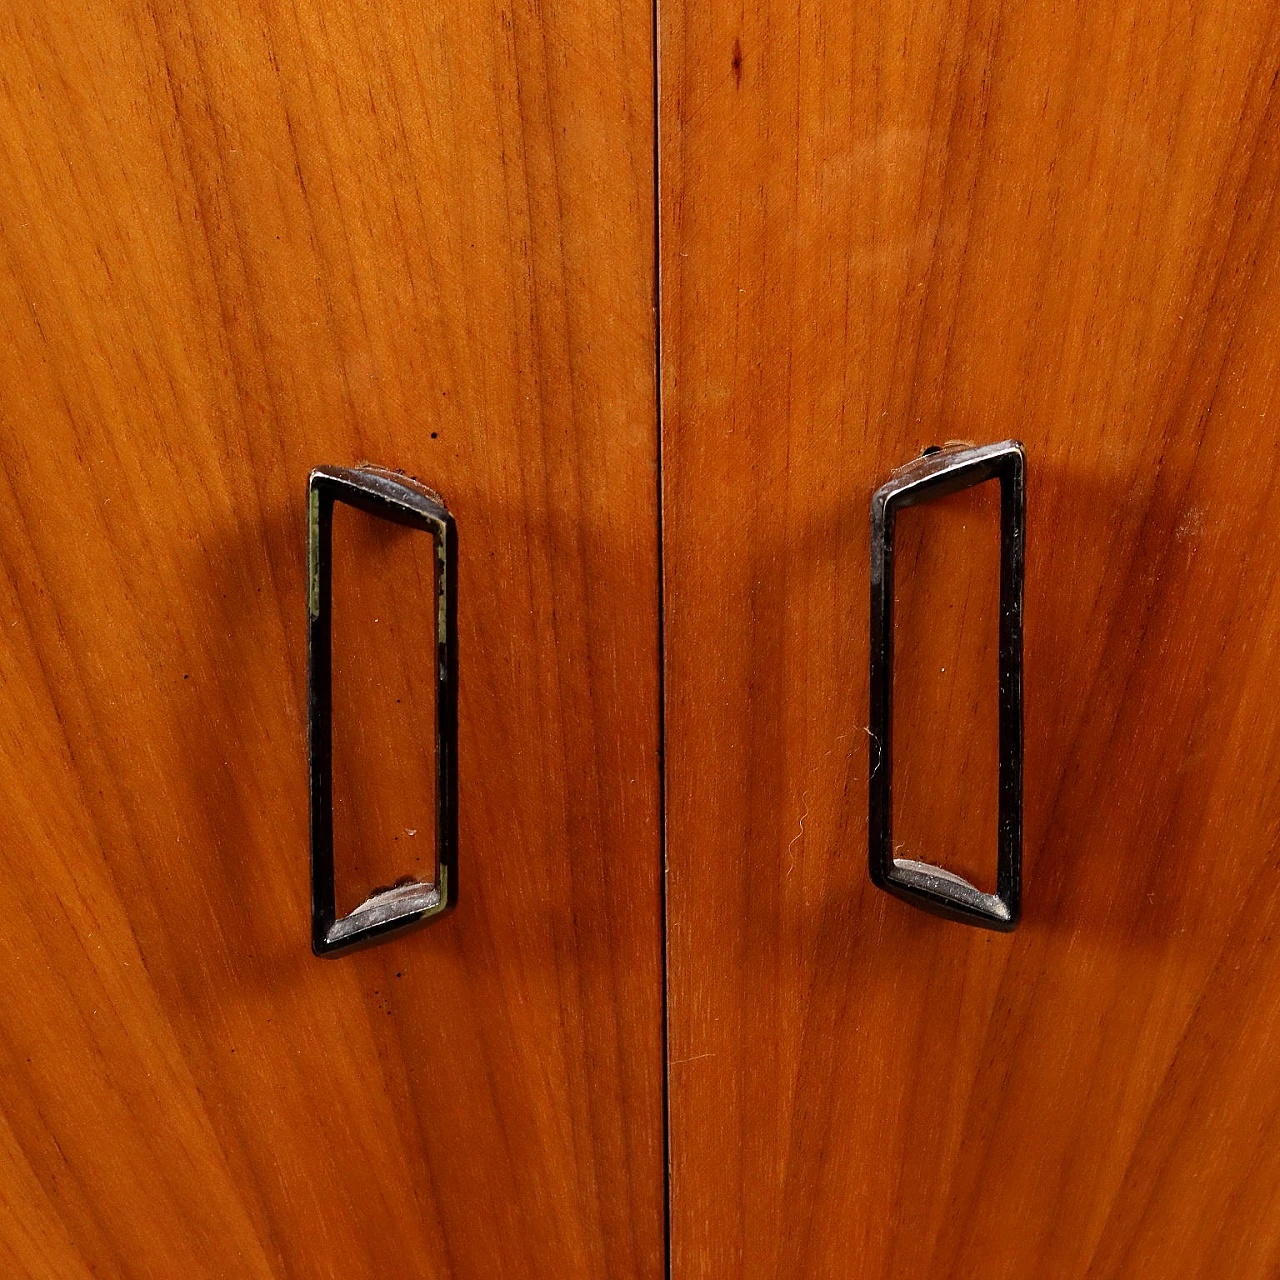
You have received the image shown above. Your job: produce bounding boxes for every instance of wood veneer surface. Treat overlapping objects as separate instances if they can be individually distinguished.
[0,2,662,1275]
[662,0,1280,1274]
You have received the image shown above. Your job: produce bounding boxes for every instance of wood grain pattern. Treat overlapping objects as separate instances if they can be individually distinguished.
[0,1,661,1276]
[661,0,1280,1274]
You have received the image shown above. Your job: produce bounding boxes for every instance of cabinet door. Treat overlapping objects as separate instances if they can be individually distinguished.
[0,2,661,1276]
[662,1,1280,1276]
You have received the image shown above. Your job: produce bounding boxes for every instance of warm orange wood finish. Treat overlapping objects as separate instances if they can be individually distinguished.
[662,0,1280,1276]
[0,1,661,1276]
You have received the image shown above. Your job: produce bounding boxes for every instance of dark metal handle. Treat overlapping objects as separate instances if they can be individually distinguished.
[868,440,1025,931]
[307,465,458,957]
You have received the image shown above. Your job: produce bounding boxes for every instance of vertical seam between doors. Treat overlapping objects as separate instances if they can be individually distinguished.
[652,0,670,1268]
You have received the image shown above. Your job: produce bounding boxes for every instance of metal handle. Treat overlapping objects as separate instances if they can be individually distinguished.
[868,440,1025,931]
[307,465,458,957]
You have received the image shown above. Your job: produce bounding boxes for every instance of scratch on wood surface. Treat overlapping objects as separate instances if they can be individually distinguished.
[787,791,810,874]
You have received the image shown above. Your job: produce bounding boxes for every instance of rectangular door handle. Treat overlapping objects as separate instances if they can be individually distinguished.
[868,440,1025,931]
[307,465,458,957]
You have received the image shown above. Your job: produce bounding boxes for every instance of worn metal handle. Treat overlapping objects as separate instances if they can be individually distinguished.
[307,465,458,957]
[868,440,1025,931]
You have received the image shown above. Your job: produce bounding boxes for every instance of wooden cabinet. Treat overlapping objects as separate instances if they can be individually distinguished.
[3,1,1280,1277]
